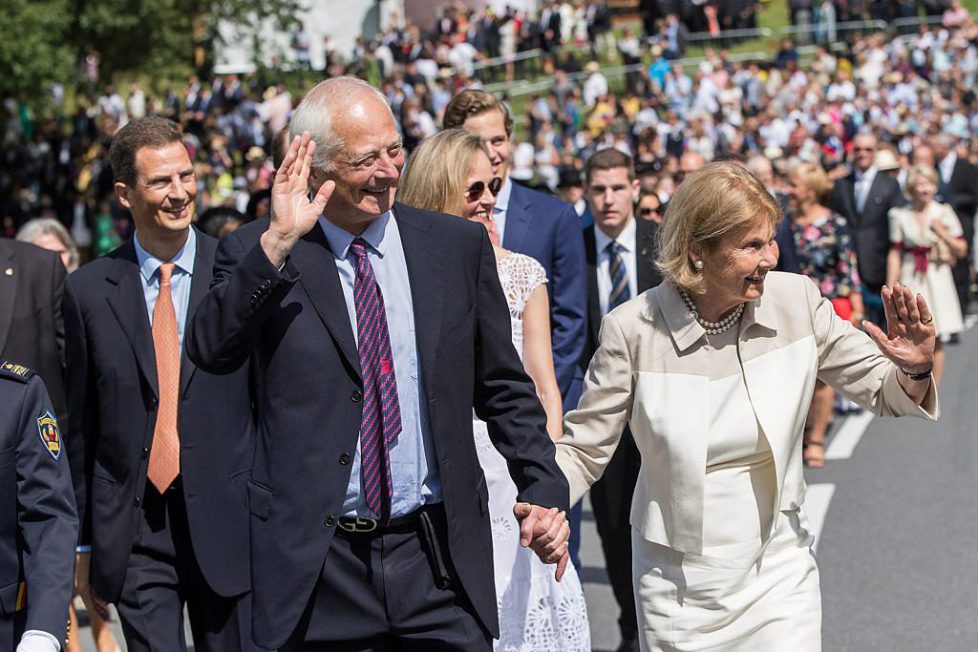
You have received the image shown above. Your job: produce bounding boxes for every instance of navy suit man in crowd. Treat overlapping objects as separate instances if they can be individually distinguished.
[442,89,588,565]
[187,77,570,650]
[63,117,259,651]
[0,362,77,652]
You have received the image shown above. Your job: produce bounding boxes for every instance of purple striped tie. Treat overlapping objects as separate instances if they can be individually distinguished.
[350,238,401,522]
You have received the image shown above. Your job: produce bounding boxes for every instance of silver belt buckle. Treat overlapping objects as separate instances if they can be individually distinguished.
[339,516,378,533]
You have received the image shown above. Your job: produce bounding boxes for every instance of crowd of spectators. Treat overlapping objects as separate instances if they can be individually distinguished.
[3,0,978,285]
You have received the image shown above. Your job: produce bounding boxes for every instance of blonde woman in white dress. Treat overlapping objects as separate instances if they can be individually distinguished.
[397,129,590,652]
[556,161,939,651]
[887,164,967,386]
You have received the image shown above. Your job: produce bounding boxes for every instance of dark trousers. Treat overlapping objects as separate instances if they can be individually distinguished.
[590,429,642,643]
[283,505,491,651]
[116,481,258,652]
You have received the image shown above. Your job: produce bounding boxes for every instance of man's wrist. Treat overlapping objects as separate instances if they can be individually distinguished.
[260,231,297,269]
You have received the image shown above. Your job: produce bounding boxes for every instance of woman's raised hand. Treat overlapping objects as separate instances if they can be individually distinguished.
[863,283,937,375]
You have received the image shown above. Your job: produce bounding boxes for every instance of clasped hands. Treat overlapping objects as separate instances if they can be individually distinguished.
[513,503,571,582]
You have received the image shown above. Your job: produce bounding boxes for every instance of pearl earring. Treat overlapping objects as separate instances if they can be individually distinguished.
[694,260,704,271]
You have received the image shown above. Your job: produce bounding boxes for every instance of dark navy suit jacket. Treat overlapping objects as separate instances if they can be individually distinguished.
[186,204,569,648]
[63,230,254,602]
[502,183,587,411]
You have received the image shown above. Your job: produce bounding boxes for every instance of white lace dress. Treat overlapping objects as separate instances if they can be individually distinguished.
[473,252,591,652]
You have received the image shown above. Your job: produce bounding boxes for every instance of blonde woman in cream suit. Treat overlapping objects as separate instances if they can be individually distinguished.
[556,162,940,651]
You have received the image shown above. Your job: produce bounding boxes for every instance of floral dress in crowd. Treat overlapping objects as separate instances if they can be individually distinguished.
[791,212,862,308]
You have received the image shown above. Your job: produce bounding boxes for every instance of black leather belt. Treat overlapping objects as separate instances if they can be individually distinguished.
[337,503,443,535]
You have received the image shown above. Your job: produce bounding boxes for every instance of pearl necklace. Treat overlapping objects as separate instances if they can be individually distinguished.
[679,290,745,335]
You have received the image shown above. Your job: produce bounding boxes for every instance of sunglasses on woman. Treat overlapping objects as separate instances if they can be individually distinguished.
[639,206,660,216]
[465,177,503,202]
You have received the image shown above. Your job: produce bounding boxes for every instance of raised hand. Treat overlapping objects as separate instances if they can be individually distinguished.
[261,131,335,268]
[514,502,571,581]
[863,283,936,375]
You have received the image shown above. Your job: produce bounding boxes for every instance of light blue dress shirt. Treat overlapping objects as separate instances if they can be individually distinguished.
[320,211,441,518]
[133,227,196,353]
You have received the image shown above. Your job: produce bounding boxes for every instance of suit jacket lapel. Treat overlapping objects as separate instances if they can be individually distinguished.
[0,241,16,354]
[393,204,444,400]
[583,226,601,349]
[180,228,211,397]
[844,174,861,223]
[291,224,361,379]
[104,242,159,397]
[501,183,532,253]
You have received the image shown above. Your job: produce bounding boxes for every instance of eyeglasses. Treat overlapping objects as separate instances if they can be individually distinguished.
[853,147,875,152]
[639,207,660,216]
[464,177,503,202]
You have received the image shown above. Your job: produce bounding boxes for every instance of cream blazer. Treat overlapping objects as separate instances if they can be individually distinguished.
[557,271,939,554]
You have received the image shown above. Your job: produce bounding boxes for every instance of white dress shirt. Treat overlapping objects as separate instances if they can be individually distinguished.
[594,217,638,316]
[493,176,514,243]
[939,152,957,185]
[854,166,877,214]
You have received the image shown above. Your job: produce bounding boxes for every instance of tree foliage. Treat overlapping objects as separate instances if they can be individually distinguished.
[1,0,304,100]
[0,0,74,98]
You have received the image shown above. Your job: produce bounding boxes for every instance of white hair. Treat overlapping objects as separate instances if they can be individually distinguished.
[15,217,79,272]
[289,77,395,173]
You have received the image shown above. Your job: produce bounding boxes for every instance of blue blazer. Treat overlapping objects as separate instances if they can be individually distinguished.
[502,183,588,411]
[186,204,569,648]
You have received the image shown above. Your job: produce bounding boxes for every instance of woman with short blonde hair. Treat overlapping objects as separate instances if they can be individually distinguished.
[558,161,938,651]
[657,162,781,295]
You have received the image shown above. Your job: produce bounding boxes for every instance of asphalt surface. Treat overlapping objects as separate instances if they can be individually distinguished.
[77,324,978,651]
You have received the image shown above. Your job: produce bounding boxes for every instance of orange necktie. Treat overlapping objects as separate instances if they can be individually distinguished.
[147,262,180,493]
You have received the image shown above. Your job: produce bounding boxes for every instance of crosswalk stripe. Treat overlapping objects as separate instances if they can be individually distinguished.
[825,411,874,460]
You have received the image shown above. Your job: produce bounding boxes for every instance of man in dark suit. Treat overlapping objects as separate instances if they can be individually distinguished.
[933,132,977,317]
[63,117,258,651]
[443,89,588,565]
[0,362,77,652]
[186,77,570,650]
[580,149,662,652]
[831,132,906,326]
[0,239,66,426]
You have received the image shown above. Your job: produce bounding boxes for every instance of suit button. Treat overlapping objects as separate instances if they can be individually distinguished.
[324,516,336,527]
[149,397,158,409]
[351,390,363,403]
[339,453,351,465]
[142,447,149,458]
[134,496,142,506]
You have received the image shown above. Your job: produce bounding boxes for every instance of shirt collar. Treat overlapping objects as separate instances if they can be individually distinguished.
[594,216,637,256]
[940,151,957,171]
[133,227,196,284]
[855,166,877,183]
[653,278,779,353]
[494,176,514,213]
[320,209,394,259]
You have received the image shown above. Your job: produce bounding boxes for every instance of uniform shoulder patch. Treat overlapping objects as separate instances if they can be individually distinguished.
[36,411,62,461]
[0,361,34,383]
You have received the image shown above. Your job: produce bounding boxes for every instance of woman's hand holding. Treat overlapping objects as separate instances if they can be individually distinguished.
[863,283,936,375]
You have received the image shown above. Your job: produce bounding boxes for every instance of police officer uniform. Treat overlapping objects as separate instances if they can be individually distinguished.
[0,361,77,651]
